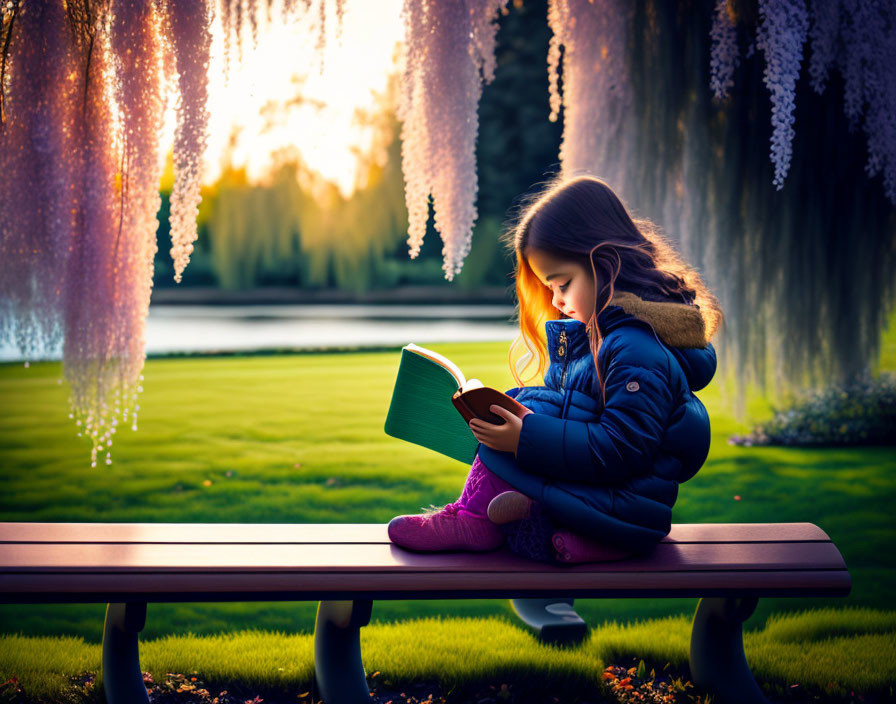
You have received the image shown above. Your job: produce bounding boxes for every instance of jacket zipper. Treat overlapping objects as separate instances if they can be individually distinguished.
[558,330,569,390]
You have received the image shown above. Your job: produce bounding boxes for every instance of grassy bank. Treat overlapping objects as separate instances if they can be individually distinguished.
[2,340,894,641]
[0,311,894,642]
[1,312,894,701]
[2,609,894,702]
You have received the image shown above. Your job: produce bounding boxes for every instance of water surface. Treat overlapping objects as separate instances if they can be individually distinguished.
[0,304,517,361]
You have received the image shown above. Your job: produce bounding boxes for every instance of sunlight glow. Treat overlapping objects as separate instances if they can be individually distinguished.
[161,0,404,197]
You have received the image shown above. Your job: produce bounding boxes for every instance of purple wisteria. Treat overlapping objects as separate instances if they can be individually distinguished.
[839,0,896,200]
[757,0,810,191]
[0,0,213,465]
[807,0,839,93]
[710,0,740,99]
[711,0,896,203]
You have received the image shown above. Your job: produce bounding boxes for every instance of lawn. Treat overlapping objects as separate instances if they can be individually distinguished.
[0,310,894,700]
[3,609,895,702]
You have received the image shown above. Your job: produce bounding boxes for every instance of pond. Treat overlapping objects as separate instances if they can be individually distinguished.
[0,304,518,362]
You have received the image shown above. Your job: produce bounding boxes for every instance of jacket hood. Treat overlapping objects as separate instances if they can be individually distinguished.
[597,291,717,392]
[603,290,708,347]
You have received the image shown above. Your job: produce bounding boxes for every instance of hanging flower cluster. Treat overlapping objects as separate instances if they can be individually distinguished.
[398,0,506,280]
[0,0,350,465]
[547,0,634,184]
[710,0,740,99]
[167,0,213,282]
[0,0,212,466]
[710,0,896,202]
[756,0,809,191]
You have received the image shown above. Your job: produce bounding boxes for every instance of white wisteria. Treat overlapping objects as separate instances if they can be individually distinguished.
[547,0,634,183]
[167,0,213,282]
[397,0,505,280]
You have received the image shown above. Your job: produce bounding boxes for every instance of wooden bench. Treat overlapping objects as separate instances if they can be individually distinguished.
[0,522,850,704]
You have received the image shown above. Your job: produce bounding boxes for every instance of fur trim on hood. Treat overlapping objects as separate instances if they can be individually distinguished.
[608,290,709,349]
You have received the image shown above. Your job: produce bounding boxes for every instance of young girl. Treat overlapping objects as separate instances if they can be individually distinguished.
[388,175,723,563]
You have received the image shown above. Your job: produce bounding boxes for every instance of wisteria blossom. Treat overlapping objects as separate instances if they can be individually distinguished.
[103,0,167,460]
[807,0,839,94]
[710,0,896,203]
[398,0,505,280]
[60,1,134,468]
[0,0,213,465]
[709,0,740,99]
[0,0,72,362]
[165,0,213,283]
[838,0,896,201]
[756,0,810,191]
[215,0,344,78]
[548,0,634,184]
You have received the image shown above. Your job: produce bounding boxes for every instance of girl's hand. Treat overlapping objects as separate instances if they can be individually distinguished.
[469,405,533,456]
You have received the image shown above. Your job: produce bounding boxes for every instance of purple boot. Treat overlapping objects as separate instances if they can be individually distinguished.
[388,456,515,552]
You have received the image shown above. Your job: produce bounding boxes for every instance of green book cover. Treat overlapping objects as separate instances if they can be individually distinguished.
[383,345,479,464]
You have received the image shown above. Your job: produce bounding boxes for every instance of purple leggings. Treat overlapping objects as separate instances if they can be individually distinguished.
[467,455,558,563]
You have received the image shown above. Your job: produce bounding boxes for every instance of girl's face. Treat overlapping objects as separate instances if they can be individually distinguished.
[525,248,596,324]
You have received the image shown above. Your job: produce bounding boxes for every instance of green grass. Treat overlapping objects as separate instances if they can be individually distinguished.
[0,309,894,699]
[2,609,894,701]
[1,330,894,640]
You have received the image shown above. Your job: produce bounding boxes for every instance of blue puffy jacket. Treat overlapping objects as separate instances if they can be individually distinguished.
[478,291,717,554]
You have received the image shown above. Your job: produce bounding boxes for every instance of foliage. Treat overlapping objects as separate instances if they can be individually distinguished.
[201,108,409,293]
[477,0,562,226]
[729,372,896,447]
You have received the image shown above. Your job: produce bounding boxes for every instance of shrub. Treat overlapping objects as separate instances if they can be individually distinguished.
[729,372,896,447]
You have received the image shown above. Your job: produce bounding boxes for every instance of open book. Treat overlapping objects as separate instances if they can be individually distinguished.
[383,343,529,464]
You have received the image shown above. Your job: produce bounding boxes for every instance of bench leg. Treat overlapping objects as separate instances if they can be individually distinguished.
[314,600,373,704]
[511,598,588,644]
[102,602,149,704]
[689,597,769,704]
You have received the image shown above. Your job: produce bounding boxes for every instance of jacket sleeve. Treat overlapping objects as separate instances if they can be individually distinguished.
[514,332,676,484]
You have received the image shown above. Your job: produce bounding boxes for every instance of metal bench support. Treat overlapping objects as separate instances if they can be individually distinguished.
[511,598,588,644]
[102,602,149,704]
[314,599,373,704]
[690,597,769,704]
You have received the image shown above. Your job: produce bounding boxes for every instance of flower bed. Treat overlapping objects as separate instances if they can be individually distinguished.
[729,373,896,447]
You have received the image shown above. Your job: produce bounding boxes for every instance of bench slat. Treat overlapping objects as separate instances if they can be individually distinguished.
[0,540,847,573]
[0,568,852,602]
[0,522,833,544]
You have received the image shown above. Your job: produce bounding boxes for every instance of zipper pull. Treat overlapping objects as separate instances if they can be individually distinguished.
[558,330,567,358]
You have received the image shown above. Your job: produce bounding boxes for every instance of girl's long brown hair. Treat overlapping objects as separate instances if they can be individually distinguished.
[503,175,724,404]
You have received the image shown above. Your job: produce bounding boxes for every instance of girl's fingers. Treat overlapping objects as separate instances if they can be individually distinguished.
[489,405,513,420]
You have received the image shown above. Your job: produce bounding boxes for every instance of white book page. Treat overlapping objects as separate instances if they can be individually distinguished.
[460,378,483,393]
[405,343,467,388]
